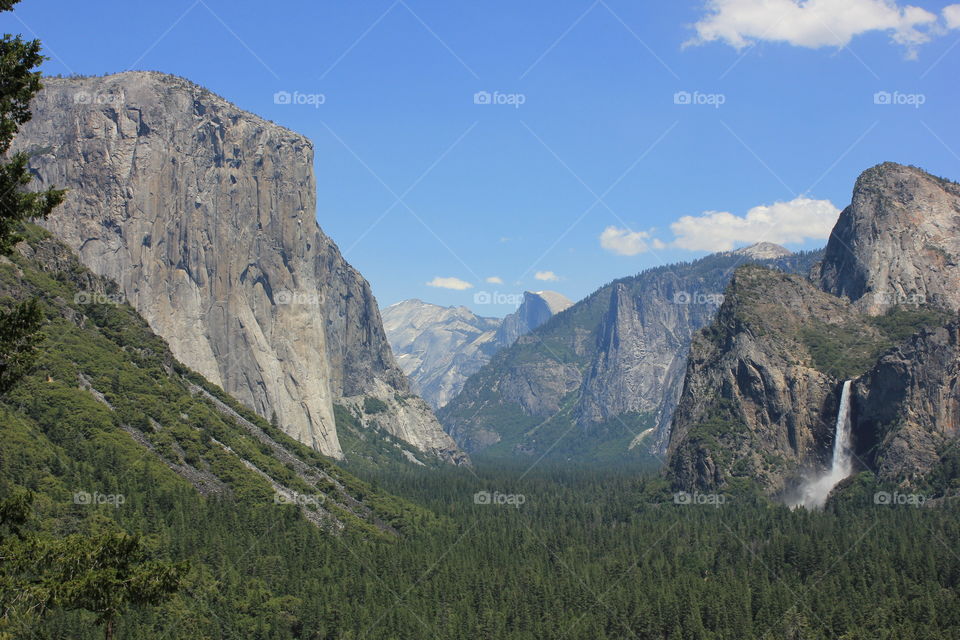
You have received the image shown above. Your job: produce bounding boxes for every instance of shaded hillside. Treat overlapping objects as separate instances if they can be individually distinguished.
[0,224,435,539]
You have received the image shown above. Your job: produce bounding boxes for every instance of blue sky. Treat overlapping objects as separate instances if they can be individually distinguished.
[5,0,959,316]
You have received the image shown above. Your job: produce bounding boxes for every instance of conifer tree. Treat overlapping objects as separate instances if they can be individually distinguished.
[0,0,65,395]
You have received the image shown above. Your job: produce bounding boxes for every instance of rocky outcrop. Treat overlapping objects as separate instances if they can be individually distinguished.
[381,300,500,409]
[666,267,860,493]
[577,274,718,439]
[382,291,572,410]
[667,163,960,497]
[14,71,463,463]
[820,163,960,315]
[853,322,960,485]
[493,291,573,347]
[2,228,425,536]
[440,248,823,459]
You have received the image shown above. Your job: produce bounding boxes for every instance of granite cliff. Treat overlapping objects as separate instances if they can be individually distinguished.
[667,163,960,498]
[819,163,960,315]
[14,71,464,463]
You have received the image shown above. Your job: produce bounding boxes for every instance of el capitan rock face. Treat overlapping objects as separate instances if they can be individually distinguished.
[14,71,463,463]
[819,163,960,315]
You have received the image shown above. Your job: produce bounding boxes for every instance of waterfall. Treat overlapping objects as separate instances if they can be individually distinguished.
[829,380,854,479]
[794,380,854,510]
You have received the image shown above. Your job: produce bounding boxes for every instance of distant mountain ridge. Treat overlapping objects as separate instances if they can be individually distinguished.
[381,300,501,409]
[382,290,573,408]
[438,245,824,460]
[493,291,574,348]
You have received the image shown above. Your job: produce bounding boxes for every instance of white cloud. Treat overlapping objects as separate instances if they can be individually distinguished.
[485,276,504,284]
[534,271,560,282]
[599,226,655,256]
[945,4,960,28]
[688,0,939,53]
[670,197,841,252]
[426,276,473,290]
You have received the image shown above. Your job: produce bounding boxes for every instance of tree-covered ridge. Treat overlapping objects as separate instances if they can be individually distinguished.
[0,224,435,538]
[10,439,960,639]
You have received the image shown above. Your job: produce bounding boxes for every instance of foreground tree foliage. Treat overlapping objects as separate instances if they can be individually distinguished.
[0,0,64,395]
[0,2,184,638]
[6,455,960,639]
[1,491,186,639]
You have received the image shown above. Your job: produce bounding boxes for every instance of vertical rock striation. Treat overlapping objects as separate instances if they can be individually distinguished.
[14,71,463,462]
[853,322,960,485]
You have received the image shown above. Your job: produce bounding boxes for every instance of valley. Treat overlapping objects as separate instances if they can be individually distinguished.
[2,1,960,637]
